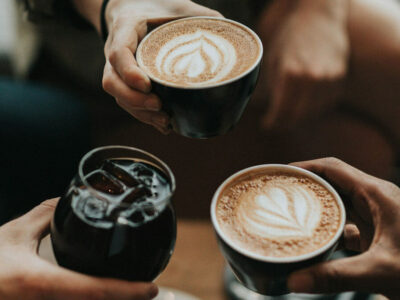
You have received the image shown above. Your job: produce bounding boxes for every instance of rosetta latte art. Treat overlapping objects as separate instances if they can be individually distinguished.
[237,184,321,239]
[155,30,237,86]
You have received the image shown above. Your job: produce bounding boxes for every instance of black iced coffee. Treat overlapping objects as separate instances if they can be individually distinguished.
[51,146,176,281]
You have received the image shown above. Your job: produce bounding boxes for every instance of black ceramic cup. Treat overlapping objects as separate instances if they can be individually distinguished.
[136,17,263,139]
[211,164,346,296]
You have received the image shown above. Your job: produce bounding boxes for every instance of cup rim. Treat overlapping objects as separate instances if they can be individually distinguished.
[78,145,176,207]
[136,16,264,90]
[210,164,346,263]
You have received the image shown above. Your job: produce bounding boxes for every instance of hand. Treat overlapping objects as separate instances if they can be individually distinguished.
[101,0,222,134]
[256,0,349,130]
[288,158,400,299]
[0,198,158,300]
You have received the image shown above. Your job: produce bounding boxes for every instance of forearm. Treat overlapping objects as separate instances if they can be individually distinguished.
[72,0,103,33]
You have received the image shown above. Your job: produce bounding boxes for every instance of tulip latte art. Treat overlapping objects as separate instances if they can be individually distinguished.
[216,171,341,257]
[137,18,261,87]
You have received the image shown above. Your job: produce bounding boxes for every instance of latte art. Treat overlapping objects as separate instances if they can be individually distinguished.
[156,30,237,85]
[216,171,341,258]
[137,18,261,87]
[237,184,321,239]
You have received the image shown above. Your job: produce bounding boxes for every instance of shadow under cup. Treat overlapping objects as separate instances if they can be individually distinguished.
[136,17,263,139]
[210,164,346,296]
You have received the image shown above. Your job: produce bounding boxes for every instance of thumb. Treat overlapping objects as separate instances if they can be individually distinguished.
[186,3,223,18]
[287,253,376,294]
[147,6,223,27]
[2,198,59,249]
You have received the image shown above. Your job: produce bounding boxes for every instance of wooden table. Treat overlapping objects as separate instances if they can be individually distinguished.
[155,220,226,300]
[40,220,226,300]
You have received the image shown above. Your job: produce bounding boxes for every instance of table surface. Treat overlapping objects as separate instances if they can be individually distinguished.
[155,220,225,300]
[40,220,226,300]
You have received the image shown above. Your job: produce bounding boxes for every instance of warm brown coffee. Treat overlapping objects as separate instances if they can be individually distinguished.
[216,170,342,258]
[136,17,261,87]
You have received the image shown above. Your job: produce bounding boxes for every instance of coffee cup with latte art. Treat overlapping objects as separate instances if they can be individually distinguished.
[211,164,346,295]
[136,17,263,138]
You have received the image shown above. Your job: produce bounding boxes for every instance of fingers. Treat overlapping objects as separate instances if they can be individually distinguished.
[290,157,374,198]
[103,62,161,111]
[116,99,171,134]
[108,48,150,93]
[43,265,158,300]
[0,198,59,250]
[105,14,151,93]
[343,224,362,252]
[184,2,223,17]
[287,253,378,294]
[104,61,170,133]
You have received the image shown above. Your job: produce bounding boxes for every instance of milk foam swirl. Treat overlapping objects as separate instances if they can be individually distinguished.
[155,30,237,86]
[236,184,321,239]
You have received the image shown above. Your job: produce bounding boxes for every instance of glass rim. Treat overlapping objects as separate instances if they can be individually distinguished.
[78,145,176,207]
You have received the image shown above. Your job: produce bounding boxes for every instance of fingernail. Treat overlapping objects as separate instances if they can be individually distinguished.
[145,97,161,111]
[287,272,314,293]
[148,284,158,298]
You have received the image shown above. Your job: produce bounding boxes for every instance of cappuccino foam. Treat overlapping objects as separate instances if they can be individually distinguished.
[216,171,341,258]
[137,18,260,87]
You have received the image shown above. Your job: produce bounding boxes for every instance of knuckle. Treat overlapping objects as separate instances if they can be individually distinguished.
[323,157,343,167]
[362,179,384,198]
[284,64,302,79]
[102,75,113,93]
[307,68,325,81]
[112,16,128,32]
[107,48,119,66]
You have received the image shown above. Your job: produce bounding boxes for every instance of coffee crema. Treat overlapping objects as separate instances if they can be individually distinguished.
[216,171,341,258]
[137,18,261,87]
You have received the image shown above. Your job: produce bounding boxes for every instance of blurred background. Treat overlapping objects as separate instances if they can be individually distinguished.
[0,0,398,223]
[1,1,399,300]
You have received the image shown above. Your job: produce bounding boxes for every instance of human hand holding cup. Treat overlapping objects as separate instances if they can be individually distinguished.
[211,164,346,295]
[136,17,263,138]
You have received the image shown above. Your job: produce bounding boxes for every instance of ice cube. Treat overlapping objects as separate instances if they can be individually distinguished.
[86,171,124,195]
[132,163,155,178]
[143,204,157,217]
[129,210,145,224]
[83,197,108,220]
[121,185,152,205]
[102,160,140,187]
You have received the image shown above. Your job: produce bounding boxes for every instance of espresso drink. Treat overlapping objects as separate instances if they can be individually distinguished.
[137,18,261,87]
[51,158,176,281]
[216,170,341,258]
